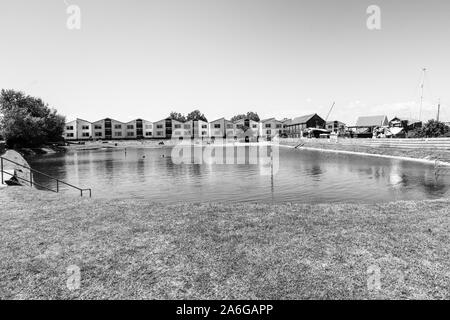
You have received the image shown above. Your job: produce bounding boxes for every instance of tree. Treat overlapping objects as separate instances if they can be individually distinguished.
[230,111,260,123]
[186,109,207,122]
[0,89,65,147]
[410,119,449,138]
[230,114,247,123]
[169,111,186,122]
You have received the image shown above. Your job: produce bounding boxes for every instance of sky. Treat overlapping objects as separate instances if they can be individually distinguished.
[1,0,450,125]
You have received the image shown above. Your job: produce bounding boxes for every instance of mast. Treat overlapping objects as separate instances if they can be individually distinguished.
[419,68,426,121]
[437,99,441,122]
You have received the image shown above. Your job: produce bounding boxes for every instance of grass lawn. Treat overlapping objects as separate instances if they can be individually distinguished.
[280,139,450,164]
[1,187,449,300]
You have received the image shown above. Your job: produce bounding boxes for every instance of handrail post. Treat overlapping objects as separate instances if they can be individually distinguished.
[56,180,59,193]
[30,171,33,187]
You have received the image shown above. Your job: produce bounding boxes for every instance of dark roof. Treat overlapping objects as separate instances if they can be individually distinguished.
[355,115,388,127]
[289,114,320,125]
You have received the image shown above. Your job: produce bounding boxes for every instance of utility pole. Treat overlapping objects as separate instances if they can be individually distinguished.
[437,99,441,122]
[419,68,426,121]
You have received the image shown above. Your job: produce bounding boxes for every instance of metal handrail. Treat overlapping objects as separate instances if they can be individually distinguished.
[1,156,91,197]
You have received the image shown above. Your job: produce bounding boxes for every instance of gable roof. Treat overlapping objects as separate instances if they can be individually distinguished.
[210,117,226,123]
[290,114,320,125]
[355,115,388,127]
[261,118,282,123]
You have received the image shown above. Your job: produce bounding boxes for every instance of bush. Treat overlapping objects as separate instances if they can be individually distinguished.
[0,89,66,148]
[407,120,449,138]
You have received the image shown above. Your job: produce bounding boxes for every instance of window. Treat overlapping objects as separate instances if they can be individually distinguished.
[214,124,221,129]
[66,133,74,137]
[82,125,89,130]
[114,124,122,129]
[202,125,208,129]
[82,132,90,137]
[174,131,181,135]
[66,126,74,130]
[145,132,152,136]
[94,125,102,130]
[174,124,181,129]
[145,125,152,129]
[114,132,122,137]
[227,124,233,129]
[184,124,191,129]
[252,124,257,128]
[95,132,102,137]
[157,131,163,136]
[156,124,163,129]
[127,132,134,137]
[201,131,207,135]
[127,125,134,130]
[266,130,272,135]
[265,124,271,128]
[276,124,282,129]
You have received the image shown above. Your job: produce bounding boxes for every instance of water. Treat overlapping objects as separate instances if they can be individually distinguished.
[26,146,450,203]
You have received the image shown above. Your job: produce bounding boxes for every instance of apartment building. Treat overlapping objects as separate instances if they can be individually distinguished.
[209,118,235,140]
[123,119,153,139]
[259,118,283,141]
[64,118,92,140]
[183,119,209,139]
[326,120,346,135]
[90,118,126,140]
[234,118,260,141]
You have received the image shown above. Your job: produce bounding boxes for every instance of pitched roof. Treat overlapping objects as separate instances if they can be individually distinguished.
[290,114,317,125]
[210,117,226,123]
[261,118,282,123]
[355,115,388,127]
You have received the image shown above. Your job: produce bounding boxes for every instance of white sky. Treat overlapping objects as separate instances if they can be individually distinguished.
[1,0,450,125]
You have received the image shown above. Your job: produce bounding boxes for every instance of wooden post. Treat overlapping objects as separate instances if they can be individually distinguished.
[1,158,3,185]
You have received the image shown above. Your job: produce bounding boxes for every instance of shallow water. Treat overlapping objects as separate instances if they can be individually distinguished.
[27,146,450,203]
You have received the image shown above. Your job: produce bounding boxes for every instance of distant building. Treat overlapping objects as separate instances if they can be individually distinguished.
[259,118,283,141]
[234,118,260,142]
[350,115,389,138]
[124,119,153,139]
[389,117,422,130]
[355,115,389,128]
[90,118,126,140]
[187,119,209,139]
[64,118,92,140]
[326,120,346,134]
[209,118,235,140]
[284,114,326,138]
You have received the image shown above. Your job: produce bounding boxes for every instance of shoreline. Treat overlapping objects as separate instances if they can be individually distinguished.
[279,144,450,166]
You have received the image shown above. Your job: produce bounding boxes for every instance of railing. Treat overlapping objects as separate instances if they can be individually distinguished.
[0,156,91,197]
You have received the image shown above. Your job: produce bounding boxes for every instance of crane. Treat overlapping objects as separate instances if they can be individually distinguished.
[325,101,336,121]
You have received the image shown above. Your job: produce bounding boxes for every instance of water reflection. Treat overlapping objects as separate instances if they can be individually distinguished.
[26,147,450,204]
